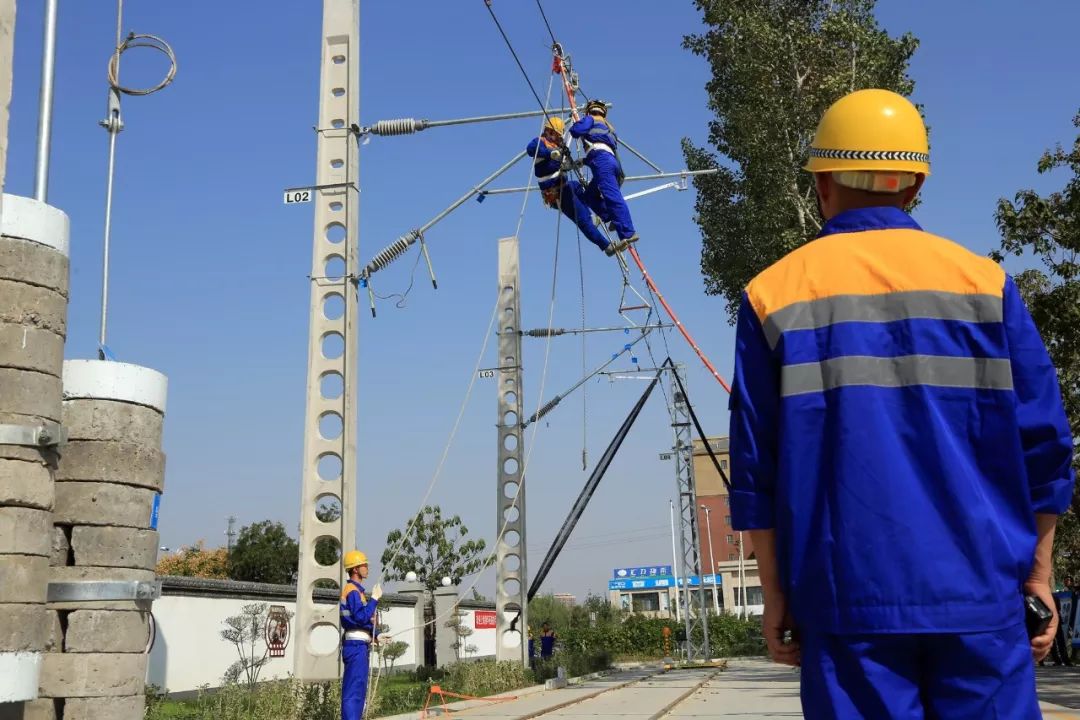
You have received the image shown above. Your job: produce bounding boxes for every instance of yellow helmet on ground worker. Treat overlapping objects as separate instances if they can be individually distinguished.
[545,116,565,135]
[343,550,368,570]
[805,88,929,193]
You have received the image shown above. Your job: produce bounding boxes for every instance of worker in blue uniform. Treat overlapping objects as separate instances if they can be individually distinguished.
[729,88,1075,719]
[525,116,612,255]
[340,550,383,720]
[569,100,639,255]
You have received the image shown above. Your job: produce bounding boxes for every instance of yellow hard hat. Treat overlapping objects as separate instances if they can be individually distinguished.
[804,89,929,176]
[545,116,565,135]
[343,550,368,570]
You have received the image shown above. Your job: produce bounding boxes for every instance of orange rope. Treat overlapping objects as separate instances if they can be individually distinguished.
[626,246,732,393]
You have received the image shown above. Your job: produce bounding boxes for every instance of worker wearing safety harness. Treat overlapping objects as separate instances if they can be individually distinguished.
[525,116,611,253]
[569,100,638,255]
[730,89,1074,718]
[340,550,383,720]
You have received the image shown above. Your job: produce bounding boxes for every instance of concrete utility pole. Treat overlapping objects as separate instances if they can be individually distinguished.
[294,0,360,682]
[495,236,527,664]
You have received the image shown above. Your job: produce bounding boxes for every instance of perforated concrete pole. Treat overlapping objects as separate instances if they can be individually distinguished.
[495,236,527,664]
[0,195,70,710]
[294,0,360,682]
[30,360,167,720]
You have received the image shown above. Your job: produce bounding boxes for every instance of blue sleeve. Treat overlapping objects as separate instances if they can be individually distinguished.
[1002,275,1075,514]
[569,116,593,138]
[526,137,541,157]
[342,590,378,630]
[729,292,781,530]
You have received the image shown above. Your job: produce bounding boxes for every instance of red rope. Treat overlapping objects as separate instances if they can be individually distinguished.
[626,246,732,393]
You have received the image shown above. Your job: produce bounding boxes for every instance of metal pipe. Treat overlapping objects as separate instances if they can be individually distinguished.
[480,168,721,196]
[361,105,598,136]
[419,151,527,235]
[518,323,672,337]
[617,137,664,174]
[521,329,654,428]
[99,129,118,349]
[33,0,59,201]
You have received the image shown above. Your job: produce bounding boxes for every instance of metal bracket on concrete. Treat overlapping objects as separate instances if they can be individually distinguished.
[47,580,162,603]
[0,421,67,447]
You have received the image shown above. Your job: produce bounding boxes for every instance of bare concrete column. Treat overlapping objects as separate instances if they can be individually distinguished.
[433,584,460,668]
[392,582,428,669]
[0,195,70,712]
[33,360,167,720]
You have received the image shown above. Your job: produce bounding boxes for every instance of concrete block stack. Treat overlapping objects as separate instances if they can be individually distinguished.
[0,195,70,712]
[31,360,168,720]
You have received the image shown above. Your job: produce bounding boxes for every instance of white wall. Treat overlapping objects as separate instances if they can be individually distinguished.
[147,593,418,694]
[458,607,496,659]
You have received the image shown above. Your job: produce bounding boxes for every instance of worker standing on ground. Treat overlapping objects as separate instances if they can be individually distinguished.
[539,621,557,659]
[525,117,612,254]
[729,88,1075,718]
[340,550,383,720]
[569,100,639,256]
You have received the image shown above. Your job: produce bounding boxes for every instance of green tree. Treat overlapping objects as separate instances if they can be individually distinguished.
[992,111,1080,582]
[313,499,342,589]
[228,520,299,585]
[219,602,286,688]
[682,0,920,319]
[381,505,493,593]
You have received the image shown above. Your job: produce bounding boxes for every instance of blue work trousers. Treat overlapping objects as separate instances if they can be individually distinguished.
[581,151,635,240]
[546,179,609,251]
[800,622,1040,719]
[341,640,370,720]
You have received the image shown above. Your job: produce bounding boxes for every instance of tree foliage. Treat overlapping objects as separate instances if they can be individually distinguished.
[993,111,1080,582]
[228,520,299,586]
[155,540,229,579]
[682,0,919,319]
[381,505,493,593]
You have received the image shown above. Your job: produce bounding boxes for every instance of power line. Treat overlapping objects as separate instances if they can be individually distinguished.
[535,0,558,45]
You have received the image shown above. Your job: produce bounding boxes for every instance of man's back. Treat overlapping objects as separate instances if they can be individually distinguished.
[731,206,1074,634]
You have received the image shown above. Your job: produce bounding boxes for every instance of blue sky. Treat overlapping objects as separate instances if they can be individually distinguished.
[5,1,1079,600]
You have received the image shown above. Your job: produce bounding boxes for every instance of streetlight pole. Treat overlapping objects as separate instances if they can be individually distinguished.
[669,500,681,622]
[738,531,746,619]
[700,505,720,615]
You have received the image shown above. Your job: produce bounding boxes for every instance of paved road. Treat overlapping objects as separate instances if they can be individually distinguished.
[418,660,1080,719]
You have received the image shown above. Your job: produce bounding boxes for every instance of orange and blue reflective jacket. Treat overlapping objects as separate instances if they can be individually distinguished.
[340,580,378,638]
[730,206,1075,634]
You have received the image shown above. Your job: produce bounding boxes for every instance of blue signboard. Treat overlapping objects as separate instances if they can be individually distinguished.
[608,574,719,591]
[612,565,672,580]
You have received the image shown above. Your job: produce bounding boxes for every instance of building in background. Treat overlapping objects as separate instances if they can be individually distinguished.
[606,563,762,619]
[553,593,576,607]
[693,437,755,568]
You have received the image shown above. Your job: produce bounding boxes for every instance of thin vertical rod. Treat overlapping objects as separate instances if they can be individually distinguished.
[33,0,59,201]
[670,500,681,623]
[99,130,118,348]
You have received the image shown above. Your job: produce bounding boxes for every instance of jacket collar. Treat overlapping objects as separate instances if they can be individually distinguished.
[818,206,922,238]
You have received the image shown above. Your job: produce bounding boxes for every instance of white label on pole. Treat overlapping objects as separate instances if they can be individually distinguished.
[283,189,313,204]
[478,369,496,379]
[659,452,673,461]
